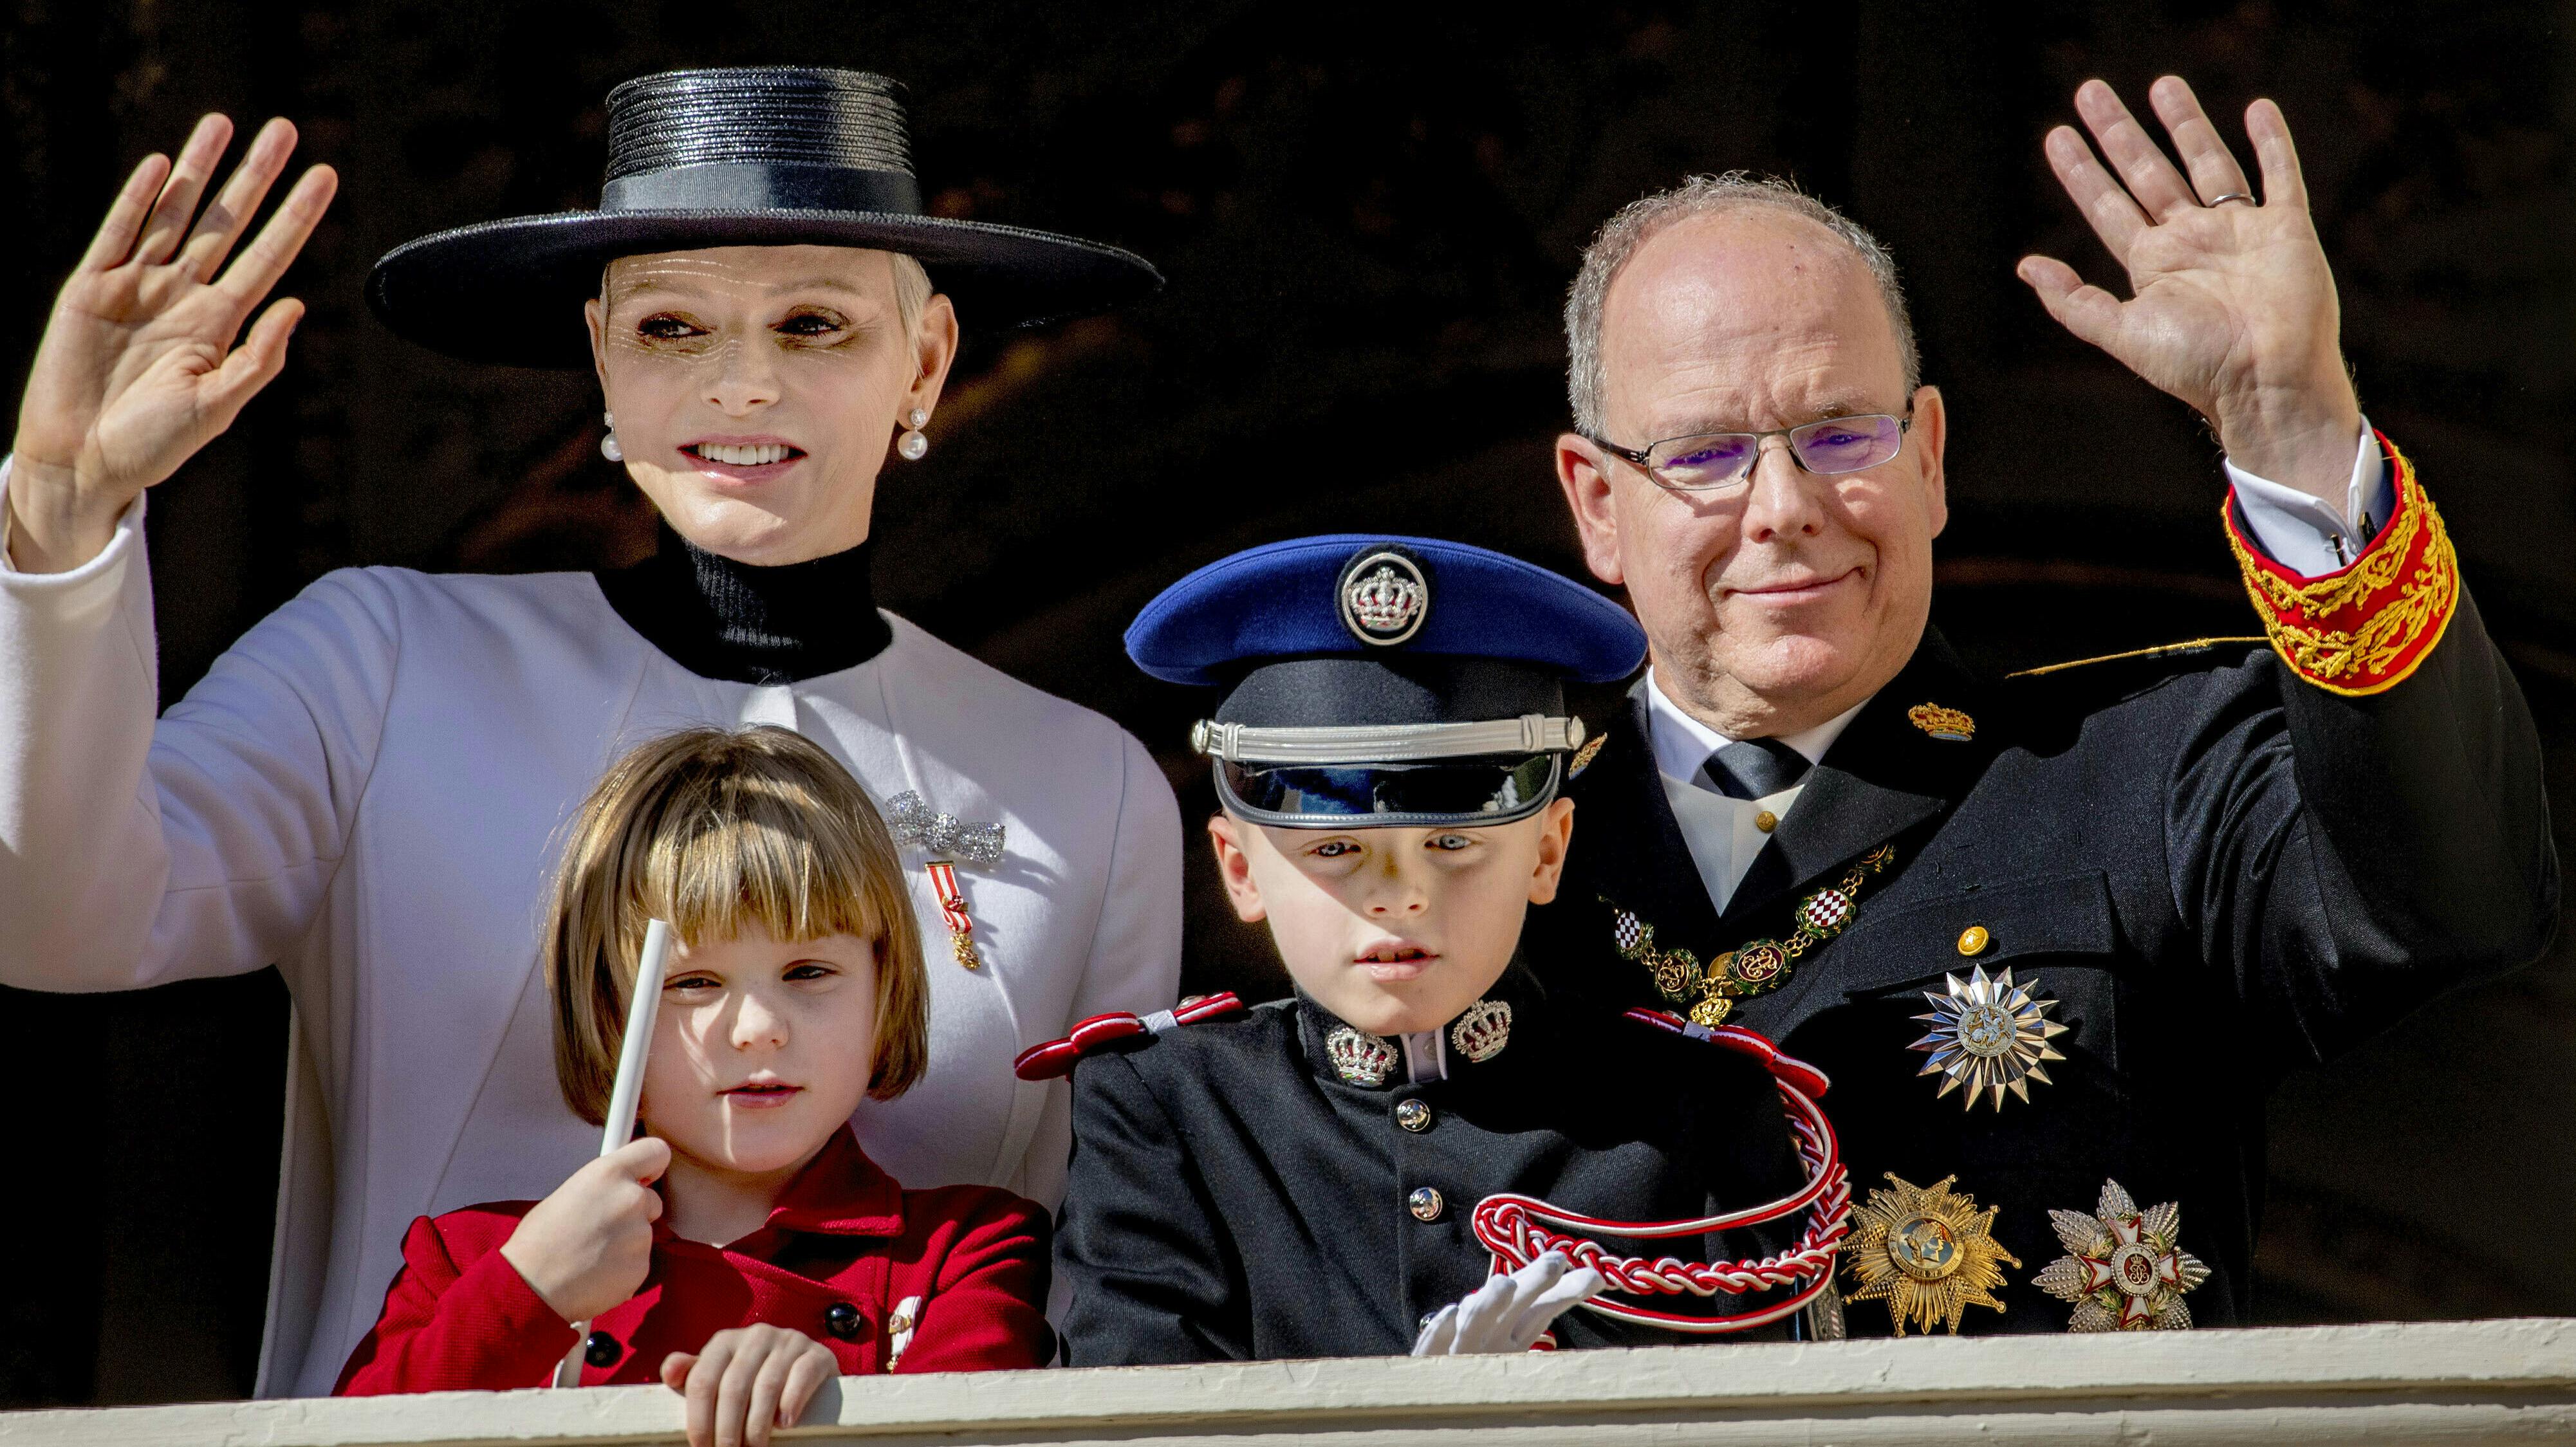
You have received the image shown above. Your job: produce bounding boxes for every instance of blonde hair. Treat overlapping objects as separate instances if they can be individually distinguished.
[543,725,929,1124]
[889,251,935,338]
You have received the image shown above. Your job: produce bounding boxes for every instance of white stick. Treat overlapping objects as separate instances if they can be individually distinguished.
[555,917,675,1388]
[600,918,674,1157]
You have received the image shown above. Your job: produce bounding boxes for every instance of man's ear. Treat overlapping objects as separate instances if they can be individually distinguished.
[1911,383,1949,540]
[1524,797,1577,907]
[1206,813,1268,923]
[1553,433,1626,587]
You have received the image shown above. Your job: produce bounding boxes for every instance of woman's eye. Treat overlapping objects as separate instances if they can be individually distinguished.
[636,313,705,341]
[666,974,719,992]
[776,311,846,337]
[784,963,835,981]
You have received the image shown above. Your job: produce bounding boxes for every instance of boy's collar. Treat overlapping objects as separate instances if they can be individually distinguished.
[1295,958,1551,1089]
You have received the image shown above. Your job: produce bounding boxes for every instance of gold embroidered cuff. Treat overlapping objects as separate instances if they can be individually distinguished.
[2223,432,2458,697]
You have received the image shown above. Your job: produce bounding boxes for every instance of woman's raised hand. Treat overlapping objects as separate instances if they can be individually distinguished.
[8,114,337,573]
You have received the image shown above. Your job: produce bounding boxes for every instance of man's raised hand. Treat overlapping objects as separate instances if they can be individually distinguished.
[2017,77,2362,503]
[8,114,337,573]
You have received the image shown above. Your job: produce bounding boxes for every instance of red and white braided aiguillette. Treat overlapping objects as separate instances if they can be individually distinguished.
[1469,1009,1852,1334]
[1012,993,1246,1080]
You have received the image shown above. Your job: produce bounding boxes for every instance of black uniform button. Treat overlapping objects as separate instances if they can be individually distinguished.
[1395,1098,1433,1132]
[823,1302,866,1341]
[583,1330,620,1367]
[1407,1186,1446,1221]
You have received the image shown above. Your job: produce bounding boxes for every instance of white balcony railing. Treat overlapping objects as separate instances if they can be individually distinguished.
[5,1317,2571,1446]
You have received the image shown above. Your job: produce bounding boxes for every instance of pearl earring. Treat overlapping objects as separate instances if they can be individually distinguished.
[897,407,929,461]
[599,410,622,463]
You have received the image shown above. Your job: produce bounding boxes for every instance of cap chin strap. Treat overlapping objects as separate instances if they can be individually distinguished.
[1193,714,1586,764]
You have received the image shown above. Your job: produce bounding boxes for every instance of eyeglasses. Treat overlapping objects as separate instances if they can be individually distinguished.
[1586,410,1913,493]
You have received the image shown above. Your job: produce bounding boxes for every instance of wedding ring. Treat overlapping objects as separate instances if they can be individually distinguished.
[2207,192,2256,207]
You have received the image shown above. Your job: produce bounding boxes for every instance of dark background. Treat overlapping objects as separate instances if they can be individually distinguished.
[5,0,2573,1406]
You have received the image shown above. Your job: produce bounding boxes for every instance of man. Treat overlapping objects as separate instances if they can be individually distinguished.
[1523,77,2555,1335]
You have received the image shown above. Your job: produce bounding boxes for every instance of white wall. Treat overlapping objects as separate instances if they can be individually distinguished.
[5,1318,2572,1446]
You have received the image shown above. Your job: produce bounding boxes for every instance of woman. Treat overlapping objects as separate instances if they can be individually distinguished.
[0,68,1180,1396]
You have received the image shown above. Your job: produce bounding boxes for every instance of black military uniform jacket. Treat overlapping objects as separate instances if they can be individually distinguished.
[1524,580,2557,1332]
[1054,969,1812,1364]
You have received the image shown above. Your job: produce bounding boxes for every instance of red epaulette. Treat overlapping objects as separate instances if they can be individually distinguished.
[1622,1008,1831,1098]
[1013,993,1246,1081]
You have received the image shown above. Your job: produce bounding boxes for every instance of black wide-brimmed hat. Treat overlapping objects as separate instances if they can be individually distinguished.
[367,66,1162,368]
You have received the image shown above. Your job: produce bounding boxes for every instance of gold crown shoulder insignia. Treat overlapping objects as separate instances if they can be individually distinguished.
[1907,703,1976,742]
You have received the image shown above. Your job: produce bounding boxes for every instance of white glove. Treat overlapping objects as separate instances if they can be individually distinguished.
[1411,1251,1606,1355]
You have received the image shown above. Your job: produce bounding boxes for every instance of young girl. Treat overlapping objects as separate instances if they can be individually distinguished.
[338,726,1051,1436]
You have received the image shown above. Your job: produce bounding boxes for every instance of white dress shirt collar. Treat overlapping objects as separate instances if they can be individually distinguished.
[1642,668,1870,785]
[1637,670,1873,914]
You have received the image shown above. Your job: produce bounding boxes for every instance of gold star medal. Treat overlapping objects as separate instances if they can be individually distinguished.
[1842,1173,2019,1335]
[2034,1179,2210,1331]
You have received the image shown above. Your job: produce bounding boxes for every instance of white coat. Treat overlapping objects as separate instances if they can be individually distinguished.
[0,482,1183,1396]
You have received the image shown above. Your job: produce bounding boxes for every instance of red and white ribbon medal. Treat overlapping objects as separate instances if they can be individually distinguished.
[886,792,1006,971]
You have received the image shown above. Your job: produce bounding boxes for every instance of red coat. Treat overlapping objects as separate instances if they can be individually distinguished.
[335,1128,1050,1392]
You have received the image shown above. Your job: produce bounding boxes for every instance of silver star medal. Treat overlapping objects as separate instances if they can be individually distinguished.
[1909,964,2068,1110]
[2034,1179,2211,1331]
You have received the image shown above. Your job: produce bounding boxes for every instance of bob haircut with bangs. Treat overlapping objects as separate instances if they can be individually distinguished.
[544,724,928,1125]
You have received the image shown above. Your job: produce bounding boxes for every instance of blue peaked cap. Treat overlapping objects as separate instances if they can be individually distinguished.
[1126,534,1645,687]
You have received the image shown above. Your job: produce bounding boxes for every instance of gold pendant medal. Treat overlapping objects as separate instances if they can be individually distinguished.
[1842,1174,2019,1335]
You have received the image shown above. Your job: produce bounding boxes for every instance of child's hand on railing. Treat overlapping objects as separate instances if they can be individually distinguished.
[497,1136,670,1324]
[659,1323,839,1447]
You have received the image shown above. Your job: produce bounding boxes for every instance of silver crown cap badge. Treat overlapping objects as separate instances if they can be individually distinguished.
[1338,548,1430,647]
[1326,1025,1398,1086]
[1448,998,1513,1063]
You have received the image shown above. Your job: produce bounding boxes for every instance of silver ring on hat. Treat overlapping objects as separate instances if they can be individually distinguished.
[2207,192,2256,207]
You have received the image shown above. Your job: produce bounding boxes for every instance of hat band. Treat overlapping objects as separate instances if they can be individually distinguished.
[1192,714,1586,765]
[600,160,925,216]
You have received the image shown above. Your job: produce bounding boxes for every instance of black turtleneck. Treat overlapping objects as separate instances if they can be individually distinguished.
[595,522,893,685]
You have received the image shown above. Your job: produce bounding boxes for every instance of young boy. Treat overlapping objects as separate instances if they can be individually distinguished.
[1042,536,1834,1363]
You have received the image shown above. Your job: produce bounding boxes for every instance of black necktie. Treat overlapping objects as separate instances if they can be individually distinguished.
[1699,738,1812,800]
